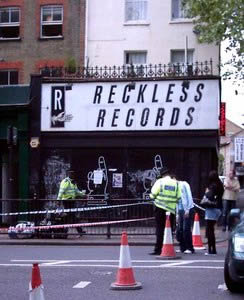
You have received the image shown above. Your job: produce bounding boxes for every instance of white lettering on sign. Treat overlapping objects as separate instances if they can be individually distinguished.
[54,89,63,110]
[41,79,219,131]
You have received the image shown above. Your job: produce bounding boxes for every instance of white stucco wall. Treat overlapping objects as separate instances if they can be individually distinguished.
[86,0,219,74]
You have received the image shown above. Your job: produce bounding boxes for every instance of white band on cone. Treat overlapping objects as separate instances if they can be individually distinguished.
[119,245,132,268]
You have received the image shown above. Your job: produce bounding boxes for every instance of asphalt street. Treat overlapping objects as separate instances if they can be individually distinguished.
[0,243,243,300]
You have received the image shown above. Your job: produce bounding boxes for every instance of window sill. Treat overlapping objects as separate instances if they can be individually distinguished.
[0,37,21,42]
[39,36,64,41]
[123,21,150,26]
[169,19,193,24]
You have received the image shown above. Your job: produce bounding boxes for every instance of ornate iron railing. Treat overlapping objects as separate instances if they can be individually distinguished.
[41,60,213,80]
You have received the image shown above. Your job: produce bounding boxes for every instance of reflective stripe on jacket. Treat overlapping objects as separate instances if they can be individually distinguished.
[57,177,84,200]
[150,176,181,214]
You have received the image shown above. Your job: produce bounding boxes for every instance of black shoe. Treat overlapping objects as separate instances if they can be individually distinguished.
[222,227,226,232]
[149,251,161,255]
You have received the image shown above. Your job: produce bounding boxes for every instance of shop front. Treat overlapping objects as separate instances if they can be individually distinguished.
[29,75,220,202]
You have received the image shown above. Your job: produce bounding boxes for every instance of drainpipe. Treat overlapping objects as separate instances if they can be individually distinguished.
[84,0,89,67]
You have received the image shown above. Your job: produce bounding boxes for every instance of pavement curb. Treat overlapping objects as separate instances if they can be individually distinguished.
[0,237,228,247]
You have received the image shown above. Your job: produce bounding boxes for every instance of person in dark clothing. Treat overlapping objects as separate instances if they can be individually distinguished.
[204,170,224,255]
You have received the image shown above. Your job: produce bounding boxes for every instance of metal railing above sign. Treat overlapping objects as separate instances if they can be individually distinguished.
[40,60,213,80]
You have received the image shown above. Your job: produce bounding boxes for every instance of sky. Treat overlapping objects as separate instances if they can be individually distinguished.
[221,40,244,128]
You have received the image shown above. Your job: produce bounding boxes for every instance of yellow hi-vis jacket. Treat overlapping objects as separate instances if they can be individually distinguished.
[57,177,85,200]
[150,175,181,214]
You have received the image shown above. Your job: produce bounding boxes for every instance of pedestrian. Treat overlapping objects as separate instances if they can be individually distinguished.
[222,170,240,232]
[202,170,224,255]
[176,179,195,254]
[57,170,86,234]
[149,167,181,255]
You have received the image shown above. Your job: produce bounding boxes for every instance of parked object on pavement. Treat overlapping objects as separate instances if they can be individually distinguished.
[224,208,244,293]
[37,201,68,239]
[8,221,35,239]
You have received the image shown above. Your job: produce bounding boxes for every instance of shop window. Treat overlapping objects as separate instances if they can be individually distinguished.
[0,70,18,85]
[40,5,63,38]
[0,7,20,39]
[171,49,193,74]
[125,0,148,22]
[171,0,190,20]
[125,51,147,76]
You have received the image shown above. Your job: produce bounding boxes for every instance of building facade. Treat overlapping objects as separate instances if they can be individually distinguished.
[0,0,222,206]
[0,0,86,84]
[86,0,219,75]
[29,73,220,203]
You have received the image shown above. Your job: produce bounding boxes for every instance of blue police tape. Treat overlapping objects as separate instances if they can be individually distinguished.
[0,201,153,217]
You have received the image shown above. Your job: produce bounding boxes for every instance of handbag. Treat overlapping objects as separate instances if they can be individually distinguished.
[200,193,217,208]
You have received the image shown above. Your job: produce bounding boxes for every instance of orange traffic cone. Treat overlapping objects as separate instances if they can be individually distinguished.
[192,213,206,250]
[29,263,45,300]
[157,212,181,260]
[110,231,142,290]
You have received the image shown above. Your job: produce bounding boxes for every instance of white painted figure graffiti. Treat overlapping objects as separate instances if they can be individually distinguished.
[86,156,109,201]
[142,154,164,199]
[128,154,164,199]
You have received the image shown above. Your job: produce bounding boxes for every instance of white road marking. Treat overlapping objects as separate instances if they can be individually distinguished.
[11,259,224,263]
[41,260,71,266]
[2,259,225,271]
[161,260,196,267]
[0,259,224,270]
[73,281,91,289]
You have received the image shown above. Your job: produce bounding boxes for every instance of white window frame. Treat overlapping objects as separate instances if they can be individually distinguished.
[0,70,19,85]
[125,0,148,23]
[170,49,194,74]
[0,7,20,40]
[40,5,63,38]
[125,51,147,76]
[171,0,190,20]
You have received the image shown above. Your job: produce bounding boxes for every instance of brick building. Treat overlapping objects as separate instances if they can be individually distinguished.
[0,0,86,84]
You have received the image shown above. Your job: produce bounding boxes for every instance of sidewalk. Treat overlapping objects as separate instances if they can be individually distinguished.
[0,226,229,246]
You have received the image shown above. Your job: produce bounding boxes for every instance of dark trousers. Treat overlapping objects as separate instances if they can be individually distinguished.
[206,220,216,254]
[178,209,194,252]
[154,207,175,253]
[222,200,236,229]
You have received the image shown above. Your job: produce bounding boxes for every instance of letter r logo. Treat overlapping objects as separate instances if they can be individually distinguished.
[54,89,63,110]
[51,86,65,128]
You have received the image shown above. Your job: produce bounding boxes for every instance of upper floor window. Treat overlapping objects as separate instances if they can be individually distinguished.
[41,5,63,38]
[125,0,148,22]
[171,49,194,74]
[171,0,190,20]
[0,70,18,85]
[171,49,193,64]
[125,51,147,65]
[125,51,147,76]
[0,7,20,39]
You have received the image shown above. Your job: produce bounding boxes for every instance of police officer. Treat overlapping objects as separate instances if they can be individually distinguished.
[57,170,86,234]
[57,170,85,201]
[149,167,181,255]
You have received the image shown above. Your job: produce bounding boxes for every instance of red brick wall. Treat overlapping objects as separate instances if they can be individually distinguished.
[0,61,24,83]
[0,0,24,38]
[35,59,64,72]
